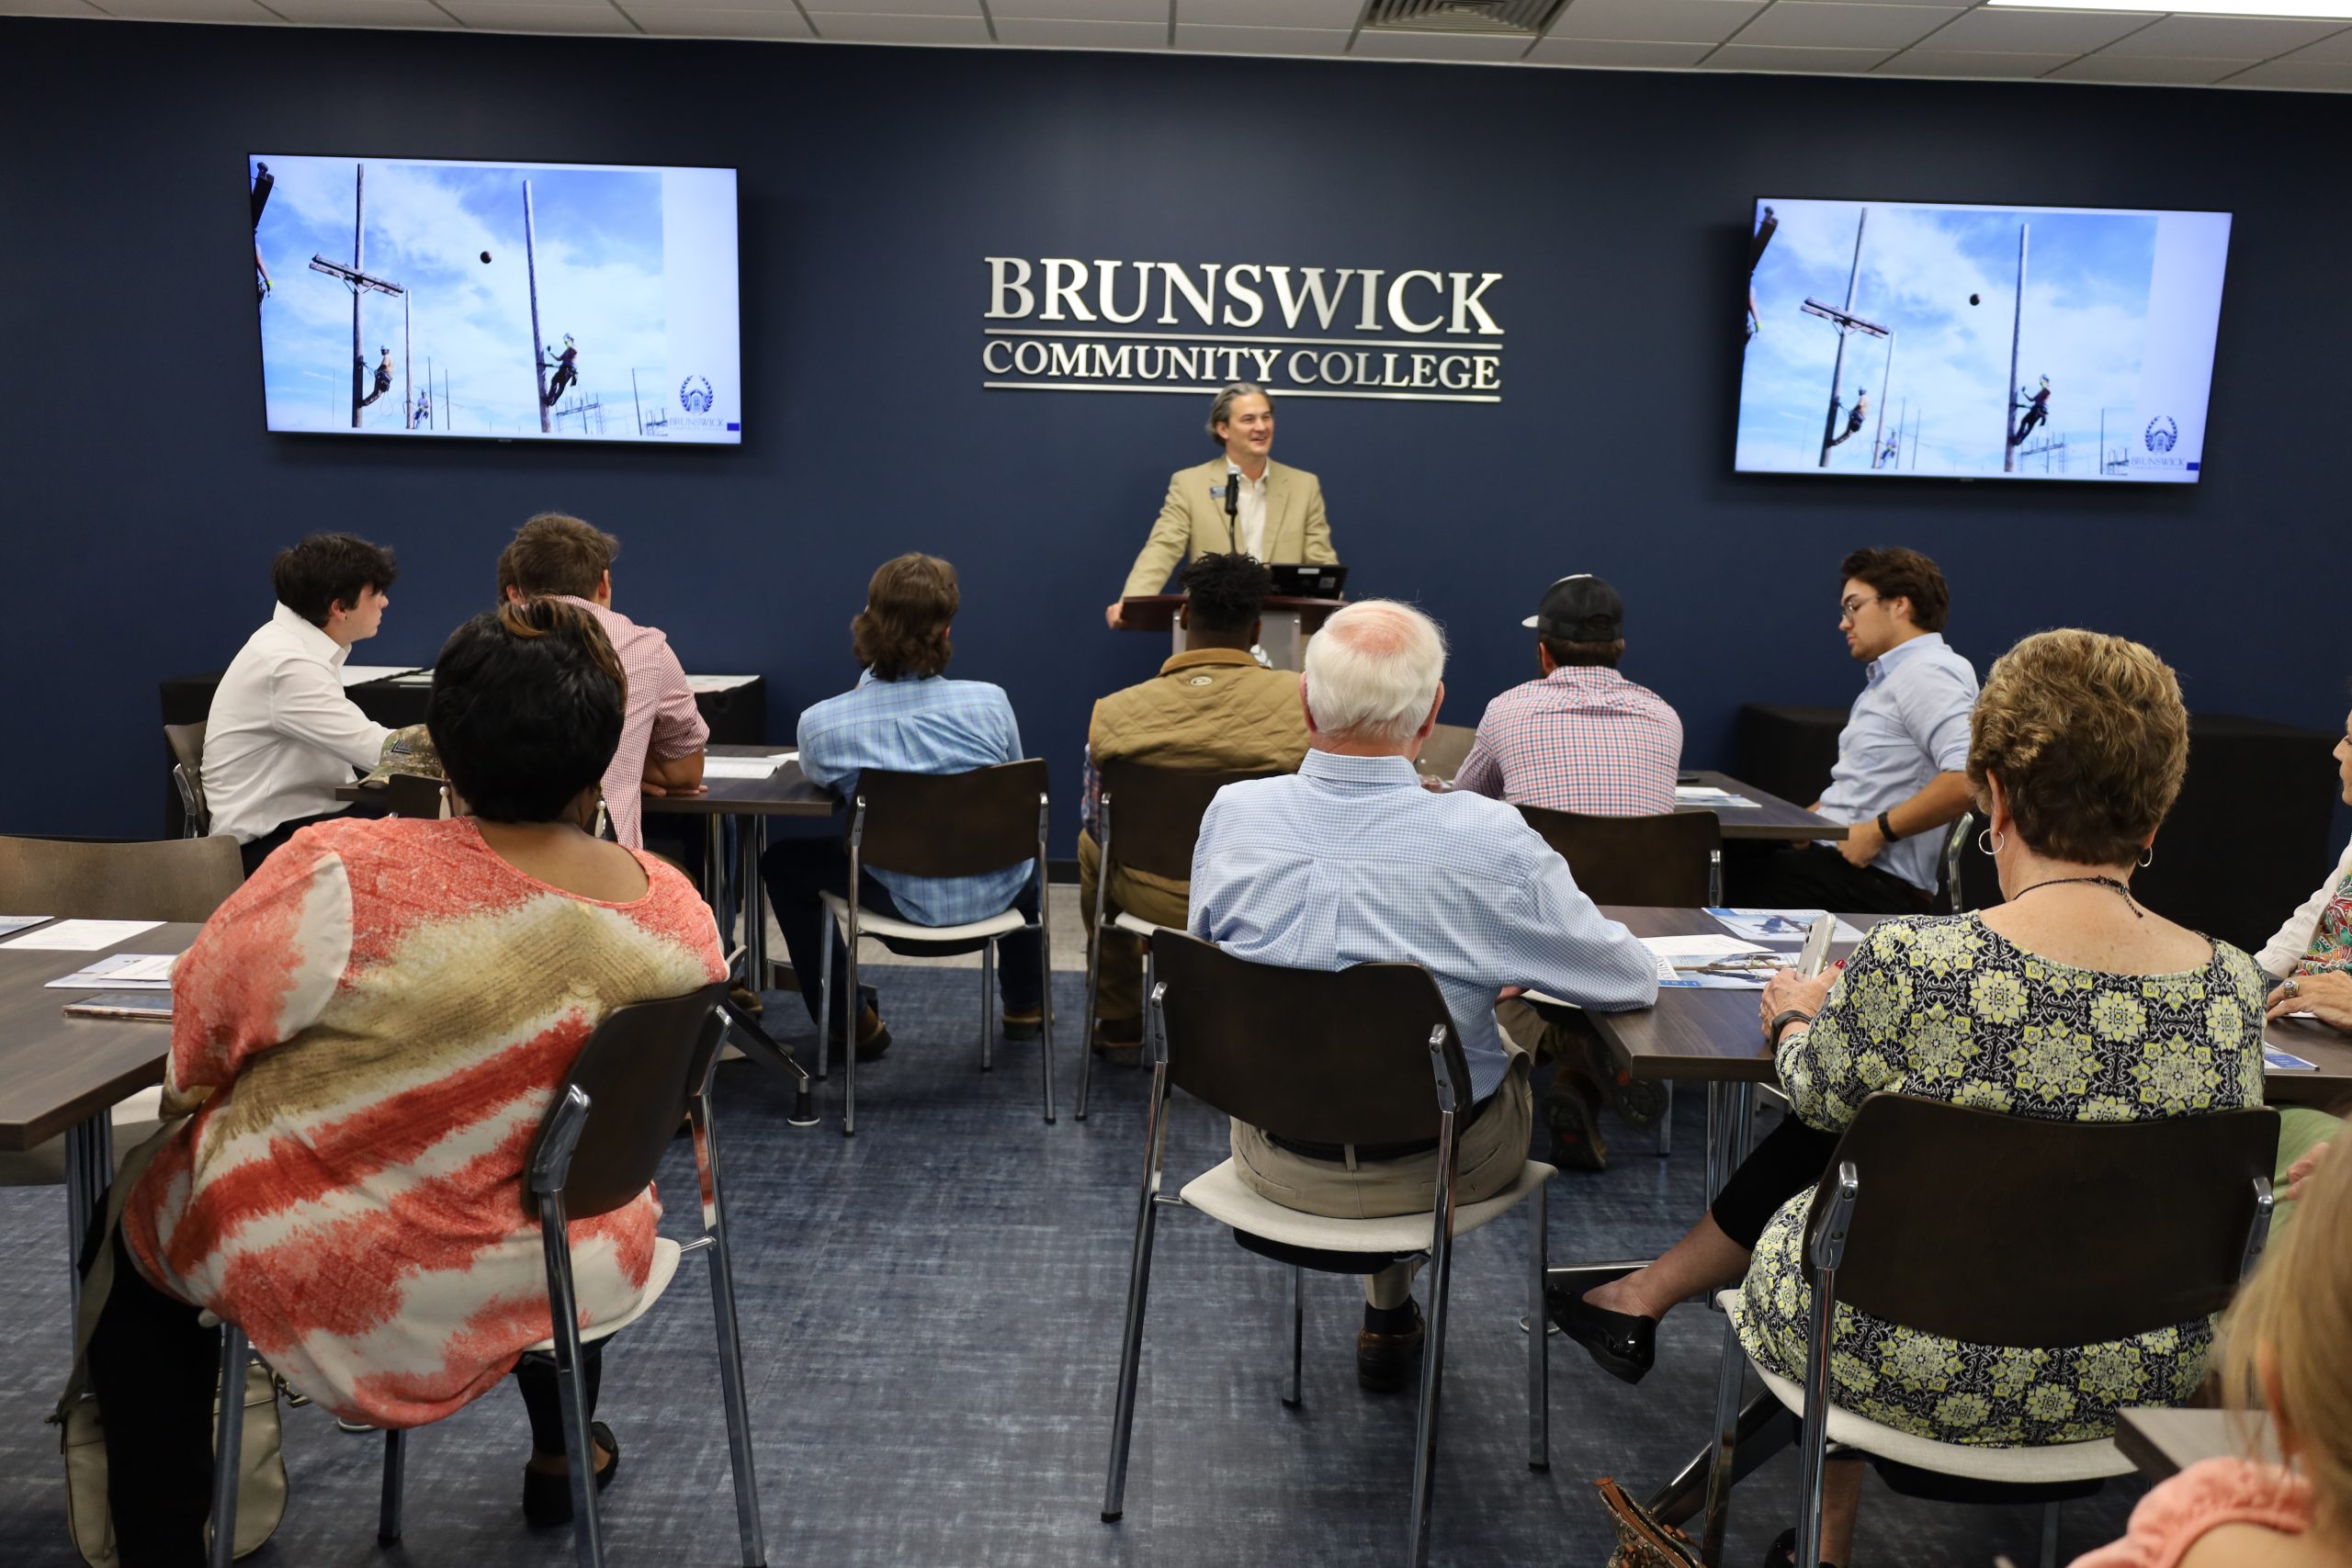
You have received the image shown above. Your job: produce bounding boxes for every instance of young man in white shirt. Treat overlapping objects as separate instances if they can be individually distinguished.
[203,533,399,874]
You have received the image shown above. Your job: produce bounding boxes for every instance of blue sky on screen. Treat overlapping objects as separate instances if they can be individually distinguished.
[255,155,666,435]
[1737,198,2157,478]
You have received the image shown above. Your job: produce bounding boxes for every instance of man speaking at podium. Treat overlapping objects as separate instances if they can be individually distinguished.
[1102,381,1338,628]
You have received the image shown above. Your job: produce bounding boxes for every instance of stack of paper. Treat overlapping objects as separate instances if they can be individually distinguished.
[46,953,178,990]
[1676,784,1762,809]
[4,919,164,951]
[0,915,51,939]
[1643,933,1781,988]
[702,751,799,781]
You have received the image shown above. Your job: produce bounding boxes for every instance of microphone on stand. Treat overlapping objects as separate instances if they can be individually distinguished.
[1225,460,1241,547]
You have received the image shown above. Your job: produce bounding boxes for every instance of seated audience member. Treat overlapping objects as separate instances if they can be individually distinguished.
[760,553,1042,1057]
[496,512,709,851]
[1453,572,1681,814]
[85,599,727,1564]
[203,532,401,874]
[1189,600,1658,1392]
[1736,547,1977,915]
[2074,1134,2352,1568]
[1555,630,2267,1568]
[1079,551,1308,1056]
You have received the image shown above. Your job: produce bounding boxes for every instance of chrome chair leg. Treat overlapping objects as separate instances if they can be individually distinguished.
[2040,1501,2063,1568]
[980,944,996,1073]
[1036,866,1057,1125]
[842,903,860,1139]
[1282,1265,1304,1409]
[208,1326,250,1568]
[1700,1311,1749,1565]
[1102,1052,1171,1524]
[1406,1110,1458,1568]
[1526,1181,1548,1471]
[813,909,835,1082]
[378,1427,405,1543]
[693,1091,769,1567]
[1657,1081,1675,1158]
[538,1190,606,1568]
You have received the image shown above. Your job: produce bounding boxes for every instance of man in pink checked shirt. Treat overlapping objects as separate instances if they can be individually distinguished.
[496,513,709,852]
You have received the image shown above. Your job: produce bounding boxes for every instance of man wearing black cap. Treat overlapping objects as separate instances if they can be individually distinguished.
[1455,574,1682,818]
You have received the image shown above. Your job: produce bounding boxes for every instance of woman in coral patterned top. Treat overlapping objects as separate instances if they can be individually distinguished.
[85,599,724,1565]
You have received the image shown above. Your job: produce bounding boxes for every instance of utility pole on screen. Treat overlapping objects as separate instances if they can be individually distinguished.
[1802,209,1890,468]
[307,162,403,431]
[525,179,550,434]
[2003,223,2028,474]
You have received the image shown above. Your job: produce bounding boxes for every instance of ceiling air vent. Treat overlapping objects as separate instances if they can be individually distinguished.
[1360,0,1566,36]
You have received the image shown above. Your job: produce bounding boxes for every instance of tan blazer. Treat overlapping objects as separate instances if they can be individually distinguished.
[1120,457,1337,600]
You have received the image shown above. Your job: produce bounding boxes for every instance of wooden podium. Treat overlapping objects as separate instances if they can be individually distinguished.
[1116,594,1347,672]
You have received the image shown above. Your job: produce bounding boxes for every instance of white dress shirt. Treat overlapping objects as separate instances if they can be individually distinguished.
[203,603,393,844]
[1228,464,1268,558]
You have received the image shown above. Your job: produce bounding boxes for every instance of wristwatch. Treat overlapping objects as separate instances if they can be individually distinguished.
[1876,809,1902,841]
[1770,1009,1815,1047]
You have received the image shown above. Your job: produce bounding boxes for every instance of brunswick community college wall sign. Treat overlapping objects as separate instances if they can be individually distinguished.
[981,257,1506,404]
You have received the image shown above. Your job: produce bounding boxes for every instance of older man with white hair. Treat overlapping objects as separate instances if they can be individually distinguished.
[1188,599,1658,1392]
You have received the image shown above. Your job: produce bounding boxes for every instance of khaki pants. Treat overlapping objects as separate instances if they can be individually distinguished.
[1230,1029,1534,1308]
[1076,829,1193,1023]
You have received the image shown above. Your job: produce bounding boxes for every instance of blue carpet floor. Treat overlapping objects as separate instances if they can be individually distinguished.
[0,964,2141,1566]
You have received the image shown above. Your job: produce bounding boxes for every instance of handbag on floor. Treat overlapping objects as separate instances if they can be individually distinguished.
[62,1359,288,1566]
[1594,1475,1703,1568]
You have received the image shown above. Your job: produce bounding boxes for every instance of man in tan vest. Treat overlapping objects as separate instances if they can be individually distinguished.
[1103,382,1337,628]
[1080,552,1309,1053]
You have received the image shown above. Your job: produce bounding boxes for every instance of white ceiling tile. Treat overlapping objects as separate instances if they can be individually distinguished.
[2045,52,2252,84]
[0,0,106,12]
[1170,20,1348,51]
[1704,40,1891,70]
[2278,25,2352,62]
[268,0,457,23]
[2097,15,2339,59]
[2222,56,2352,87]
[627,4,811,32]
[993,0,1159,19]
[1349,27,1527,58]
[1875,47,2070,75]
[1905,6,2155,54]
[993,13,1160,39]
[1177,0,1358,26]
[1525,35,1711,64]
[1735,3,1959,50]
[1546,0,1759,45]
[89,0,280,17]
[434,0,636,27]
[803,8,987,35]
[802,0,974,12]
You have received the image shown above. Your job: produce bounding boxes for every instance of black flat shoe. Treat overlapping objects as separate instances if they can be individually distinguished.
[1547,1282,1656,1384]
[1761,1526,1834,1568]
[523,1421,620,1528]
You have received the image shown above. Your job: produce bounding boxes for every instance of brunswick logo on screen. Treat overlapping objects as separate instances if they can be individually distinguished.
[979,258,1505,405]
[2144,415,2178,454]
[680,376,716,414]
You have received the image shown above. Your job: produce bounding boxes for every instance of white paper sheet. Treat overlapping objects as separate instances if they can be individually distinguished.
[1675,785,1762,808]
[47,953,179,988]
[686,674,762,694]
[1705,908,1867,944]
[338,665,420,687]
[702,753,797,780]
[1643,935,1773,960]
[5,919,164,952]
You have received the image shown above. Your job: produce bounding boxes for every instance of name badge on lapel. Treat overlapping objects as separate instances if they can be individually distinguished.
[1209,484,1227,500]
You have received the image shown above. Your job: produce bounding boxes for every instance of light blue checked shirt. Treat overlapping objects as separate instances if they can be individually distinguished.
[1189,750,1659,1101]
[798,670,1034,928]
[1815,631,1980,894]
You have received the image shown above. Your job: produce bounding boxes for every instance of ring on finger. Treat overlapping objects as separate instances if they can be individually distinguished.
[2283,977,2302,999]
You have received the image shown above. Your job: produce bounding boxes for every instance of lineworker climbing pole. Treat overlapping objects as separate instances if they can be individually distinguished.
[1826,387,1870,447]
[357,345,394,408]
[2010,376,2051,446]
[412,385,432,430]
[542,334,578,407]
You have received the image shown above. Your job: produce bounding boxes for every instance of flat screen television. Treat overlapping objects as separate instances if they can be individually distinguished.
[251,154,741,444]
[1736,197,2230,482]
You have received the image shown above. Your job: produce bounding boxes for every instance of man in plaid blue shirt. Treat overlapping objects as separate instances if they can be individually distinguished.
[760,555,1043,1057]
[1190,600,1657,1391]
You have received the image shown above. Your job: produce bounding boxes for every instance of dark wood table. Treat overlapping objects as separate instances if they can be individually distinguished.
[2114,1407,2276,1481]
[1679,771,1849,842]
[0,921,201,1303]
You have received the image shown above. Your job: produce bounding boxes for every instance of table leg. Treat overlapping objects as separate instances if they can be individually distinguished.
[63,1110,115,1315]
[740,815,769,991]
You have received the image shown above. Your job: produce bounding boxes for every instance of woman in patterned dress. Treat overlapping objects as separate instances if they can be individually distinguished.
[82,599,726,1566]
[1557,629,2269,1568]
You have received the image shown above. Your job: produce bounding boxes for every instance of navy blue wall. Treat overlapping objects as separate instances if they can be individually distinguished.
[3,17,2346,842]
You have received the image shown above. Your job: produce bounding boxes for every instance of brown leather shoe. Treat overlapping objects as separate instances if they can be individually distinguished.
[728,985,763,1018]
[1356,1300,1426,1393]
[1091,1015,1144,1059]
[826,1006,892,1061]
[1544,1078,1611,1172]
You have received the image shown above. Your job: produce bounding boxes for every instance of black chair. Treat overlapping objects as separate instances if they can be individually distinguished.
[1101,933,1554,1568]
[1700,1094,2278,1568]
[1077,760,1285,1121]
[164,722,209,839]
[206,983,768,1568]
[816,759,1055,1134]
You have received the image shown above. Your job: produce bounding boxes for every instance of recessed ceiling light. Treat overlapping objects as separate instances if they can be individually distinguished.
[1984,0,2352,16]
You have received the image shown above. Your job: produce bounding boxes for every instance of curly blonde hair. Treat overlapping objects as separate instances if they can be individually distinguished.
[1965,629,2187,866]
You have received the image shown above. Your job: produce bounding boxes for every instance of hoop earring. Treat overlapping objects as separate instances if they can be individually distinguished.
[2139,845,2154,869]
[1977,827,2007,856]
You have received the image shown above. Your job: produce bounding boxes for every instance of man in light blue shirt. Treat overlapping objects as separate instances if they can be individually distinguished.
[760,554,1042,1058]
[1189,600,1657,1392]
[1739,547,1978,913]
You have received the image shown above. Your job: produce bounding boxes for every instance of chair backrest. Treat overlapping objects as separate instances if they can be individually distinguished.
[0,833,244,923]
[1149,931,1474,1146]
[1516,805,1722,906]
[164,722,209,835]
[1939,809,1976,914]
[380,773,447,819]
[1811,1093,2279,1348]
[853,759,1048,878]
[525,981,730,1221]
[1099,760,1287,883]
[1414,723,1477,783]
